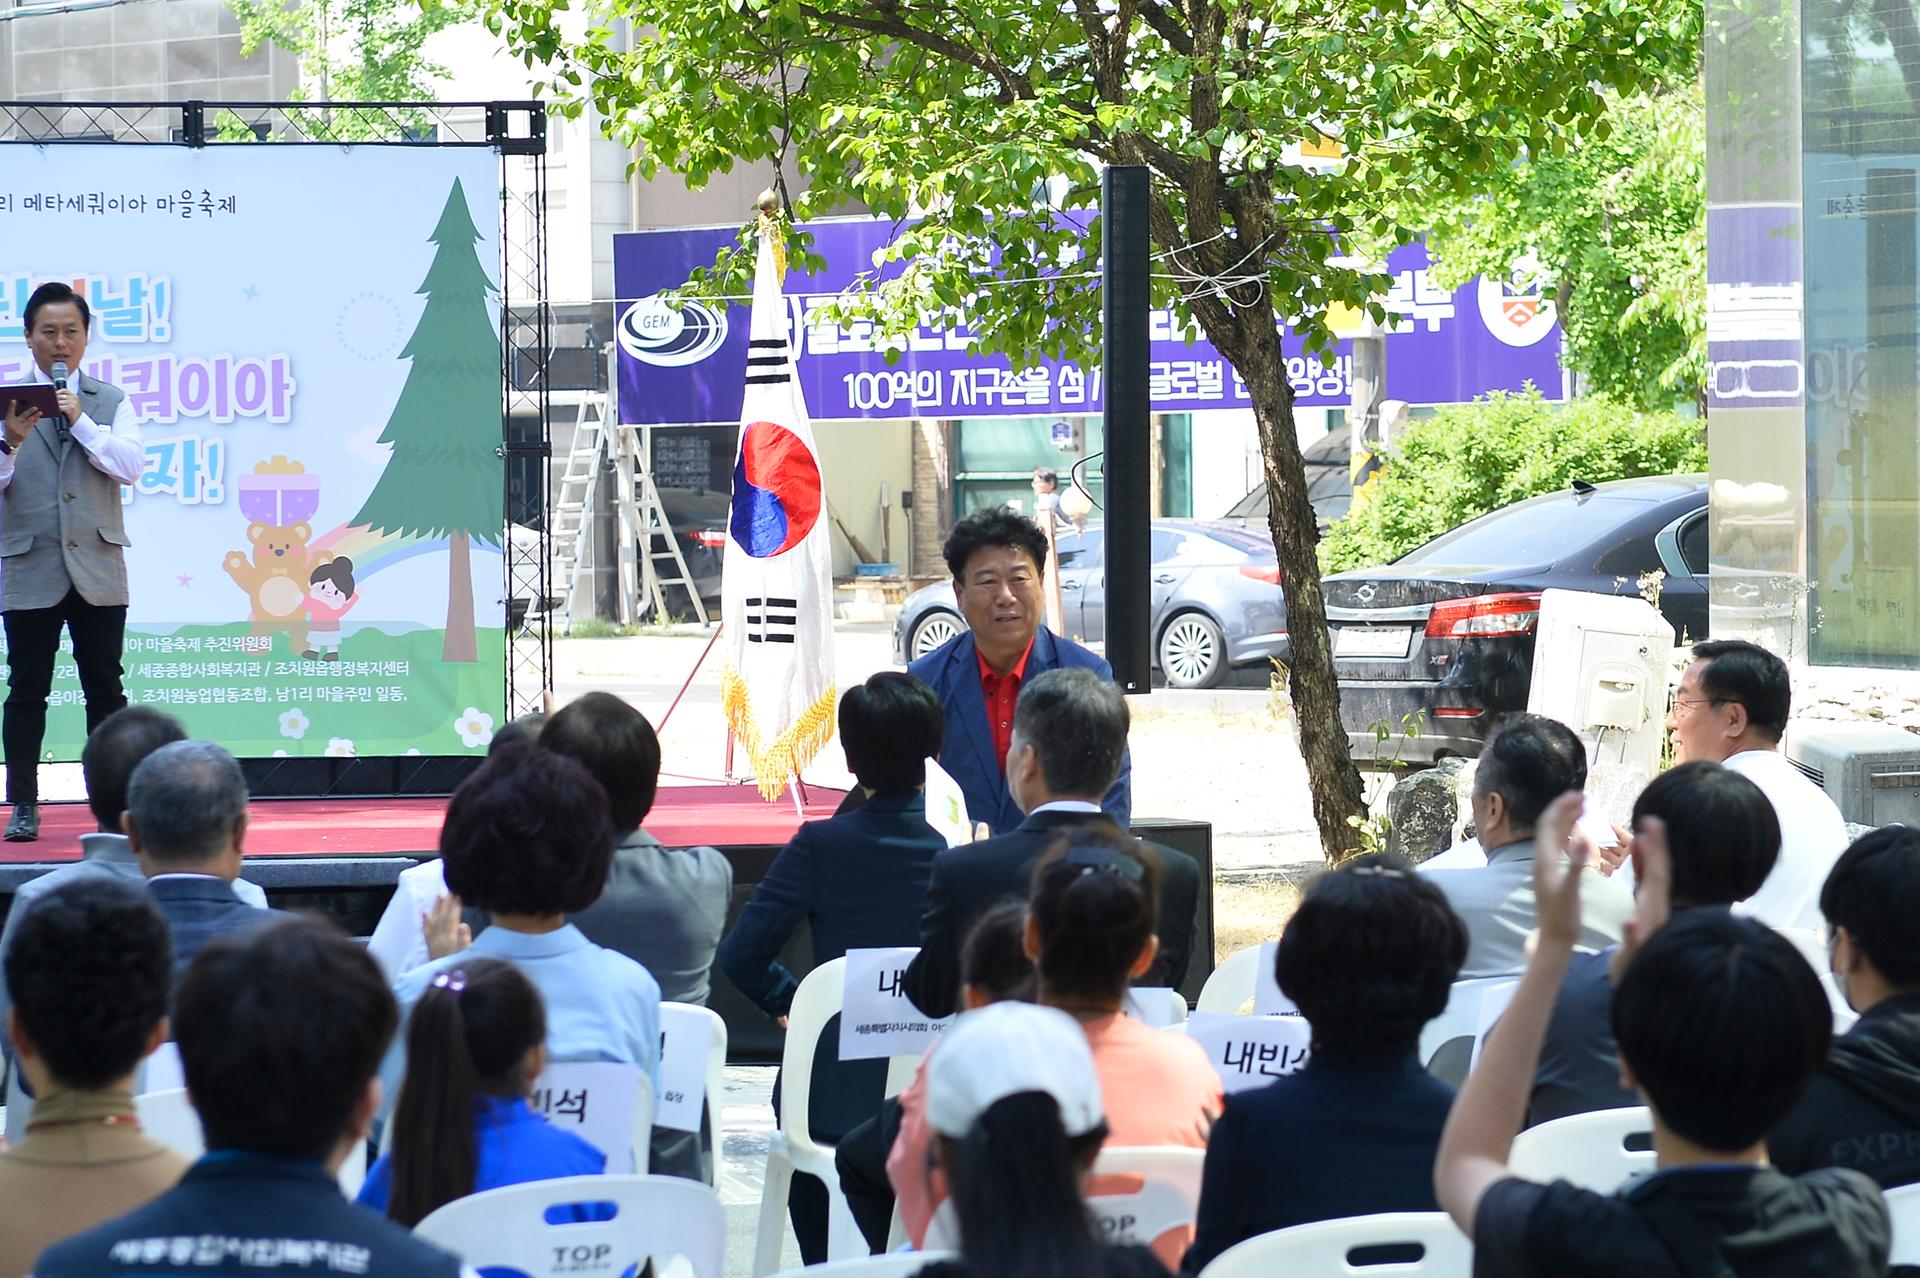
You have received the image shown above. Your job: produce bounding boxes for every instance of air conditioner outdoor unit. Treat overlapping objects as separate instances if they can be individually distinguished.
[1527,589,1675,781]
[1785,722,1920,828]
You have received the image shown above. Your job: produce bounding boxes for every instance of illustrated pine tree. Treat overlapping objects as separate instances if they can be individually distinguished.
[353,177,503,663]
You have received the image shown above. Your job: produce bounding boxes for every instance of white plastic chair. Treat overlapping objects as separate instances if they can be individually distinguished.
[1198,1212,1472,1277]
[658,1001,729,1182]
[139,1041,185,1093]
[1197,945,1263,1014]
[1089,1146,1207,1268]
[772,1253,958,1278]
[414,1173,724,1278]
[1125,986,1191,1028]
[752,957,862,1275]
[134,1088,366,1193]
[1419,975,1521,1085]
[1508,1106,1654,1193]
[533,1061,655,1175]
[1886,1181,1920,1267]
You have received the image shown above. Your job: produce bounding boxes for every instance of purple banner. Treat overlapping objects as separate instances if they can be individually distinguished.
[614,218,1564,425]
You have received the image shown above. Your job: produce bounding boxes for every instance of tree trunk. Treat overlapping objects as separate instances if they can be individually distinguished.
[1214,320,1369,861]
[444,530,477,663]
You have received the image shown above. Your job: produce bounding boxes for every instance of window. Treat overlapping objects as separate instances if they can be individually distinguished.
[1056,531,1104,569]
[1678,513,1708,576]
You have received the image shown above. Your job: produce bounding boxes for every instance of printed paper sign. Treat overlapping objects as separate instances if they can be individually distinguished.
[531,1061,645,1173]
[654,1007,713,1135]
[839,946,953,1061]
[923,757,972,848]
[1251,941,1302,1017]
[1469,980,1521,1071]
[1186,1012,1313,1094]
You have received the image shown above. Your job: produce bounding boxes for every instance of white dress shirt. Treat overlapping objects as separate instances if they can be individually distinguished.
[0,361,146,489]
[1723,748,1851,933]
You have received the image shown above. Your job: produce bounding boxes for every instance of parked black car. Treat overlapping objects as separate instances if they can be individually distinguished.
[1325,474,1708,766]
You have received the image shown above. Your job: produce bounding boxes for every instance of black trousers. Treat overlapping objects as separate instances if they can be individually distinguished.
[835,1096,904,1254]
[4,587,128,804]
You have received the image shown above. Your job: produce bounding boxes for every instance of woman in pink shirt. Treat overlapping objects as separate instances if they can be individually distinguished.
[891,829,1222,1250]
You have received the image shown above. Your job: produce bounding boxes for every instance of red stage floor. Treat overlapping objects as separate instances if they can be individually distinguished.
[0,784,846,865]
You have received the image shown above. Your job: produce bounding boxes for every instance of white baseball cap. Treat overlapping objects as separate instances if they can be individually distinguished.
[925,1002,1105,1139]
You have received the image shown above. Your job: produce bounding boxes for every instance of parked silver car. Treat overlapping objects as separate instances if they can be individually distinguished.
[891,520,1290,688]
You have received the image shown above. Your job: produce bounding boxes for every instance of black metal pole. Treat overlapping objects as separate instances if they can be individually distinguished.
[1102,165,1152,693]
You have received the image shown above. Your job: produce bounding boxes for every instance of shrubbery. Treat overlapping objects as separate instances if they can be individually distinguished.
[1318,388,1707,573]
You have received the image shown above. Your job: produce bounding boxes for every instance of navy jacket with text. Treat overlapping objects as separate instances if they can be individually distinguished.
[906,626,1132,836]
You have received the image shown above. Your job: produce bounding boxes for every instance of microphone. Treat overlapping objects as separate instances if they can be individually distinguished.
[50,361,68,438]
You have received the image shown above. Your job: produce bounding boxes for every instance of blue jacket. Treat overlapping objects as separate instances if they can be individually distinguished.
[146,876,279,989]
[358,1094,606,1215]
[906,627,1131,835]
[35,1151,463,1278]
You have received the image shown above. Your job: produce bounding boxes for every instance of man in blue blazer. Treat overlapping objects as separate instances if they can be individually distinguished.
[124,739,277,985]
[907,507,1130,835]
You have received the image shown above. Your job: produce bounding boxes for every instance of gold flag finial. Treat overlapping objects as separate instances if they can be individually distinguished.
[756,188,788,280]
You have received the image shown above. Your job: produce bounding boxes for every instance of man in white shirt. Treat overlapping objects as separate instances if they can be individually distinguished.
[0,282,147,842]
[1666,639,1848,932]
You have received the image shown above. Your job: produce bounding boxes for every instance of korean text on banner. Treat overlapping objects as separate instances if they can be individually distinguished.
[840,946,954,1061]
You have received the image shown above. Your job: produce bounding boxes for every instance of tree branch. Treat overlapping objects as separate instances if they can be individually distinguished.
[795,2,1031,102]
[1135,0,1195,55]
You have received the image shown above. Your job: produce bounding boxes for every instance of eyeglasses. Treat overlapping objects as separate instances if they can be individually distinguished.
[1671,696,1733,716]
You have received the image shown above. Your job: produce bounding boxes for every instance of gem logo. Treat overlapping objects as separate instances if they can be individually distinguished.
[617,297,729,367]
[731,421,823,558]
[1477,266,1558,348]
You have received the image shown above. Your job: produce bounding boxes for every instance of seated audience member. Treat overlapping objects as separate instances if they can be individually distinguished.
[0,881,185,1278]
[383,745,661,1127]
[865,901,1035,1250]
[1666,639,1847,930]
[716,671,947,1263]
[1182,854,1467,1273]
[906,507,1131,836]
[361,958,604,1224]
[545,692,732,1004]
[892,830,1222,1252]
[33,917,466,1278]
[914,1002,1169,1278]
[1771,825,1920,1187]
[1530,761,1780,1125]
[1422,715,1633,977]
[125,740,278,983]
[904,668,1201,1019]
[1436,793,1891,1278]
[363,711,545,981]
[0,708,263,1130]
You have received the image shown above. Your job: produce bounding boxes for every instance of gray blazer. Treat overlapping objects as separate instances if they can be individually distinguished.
[571,828,732,1005]
[1422,839,1635,978]
[1,372,132,609]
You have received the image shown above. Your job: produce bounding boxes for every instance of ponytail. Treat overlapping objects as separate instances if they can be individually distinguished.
[944,1092,1109,1278]
[386,959,546,1227]
[1028,827,1162,1008]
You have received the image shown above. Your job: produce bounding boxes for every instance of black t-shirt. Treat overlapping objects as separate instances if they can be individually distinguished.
[915,1243,1170,1278]
[1473,1165,1890,1278]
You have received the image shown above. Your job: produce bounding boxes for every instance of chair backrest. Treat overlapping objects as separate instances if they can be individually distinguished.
[1886,1181,1920,1267]
[413,1173,724,1278]
[779,957,848,1160]
[1420,975,1521,1086]
[1089,1146,1206,1266]
[657,1002,728,1138]
[772,1252,959,1278]
[531,1061,655,1175]
[1198,1211,1472,1277]
[134,1087,367,1193]
[1125,986,1191,1028]
[1197,944,1263,1015]
[140,1042,185,1094]
[1507,1106,1654,1194]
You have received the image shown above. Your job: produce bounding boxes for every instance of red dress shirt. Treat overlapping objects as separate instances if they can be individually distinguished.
[976,639,1035,773]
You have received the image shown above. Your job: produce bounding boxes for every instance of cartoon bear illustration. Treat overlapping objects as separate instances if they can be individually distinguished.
[225,522,328,655]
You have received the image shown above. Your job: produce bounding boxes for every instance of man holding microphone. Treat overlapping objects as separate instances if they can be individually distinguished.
[0,282,146,841]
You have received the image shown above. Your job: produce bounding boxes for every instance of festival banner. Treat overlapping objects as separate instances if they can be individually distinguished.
[613,219,1565,426]
[0,145,507,759]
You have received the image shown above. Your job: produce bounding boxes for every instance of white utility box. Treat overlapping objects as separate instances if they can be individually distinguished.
[1526,588,1676,781]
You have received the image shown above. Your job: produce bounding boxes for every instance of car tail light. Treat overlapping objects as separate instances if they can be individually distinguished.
[689,529,728,549]
[1238,565,1282,584]
[1432,707,1486,719]
[1424,592,1543,639]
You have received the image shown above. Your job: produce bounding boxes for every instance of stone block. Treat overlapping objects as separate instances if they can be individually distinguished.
[114,42,165,88]
[14,50,64,96]
[165,35,219,81]
[164,0,222,41]
[114,4,166,44]
[61,7,113,46]
[1384,756,1470,866]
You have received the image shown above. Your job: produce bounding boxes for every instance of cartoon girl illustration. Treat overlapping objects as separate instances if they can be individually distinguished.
[303,557,359,662]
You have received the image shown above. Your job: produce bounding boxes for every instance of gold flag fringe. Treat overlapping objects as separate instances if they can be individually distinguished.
[721,665,837,800]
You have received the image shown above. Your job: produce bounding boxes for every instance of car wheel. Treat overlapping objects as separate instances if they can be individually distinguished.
[1158,611,1227,689]
[909,610,964,661]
